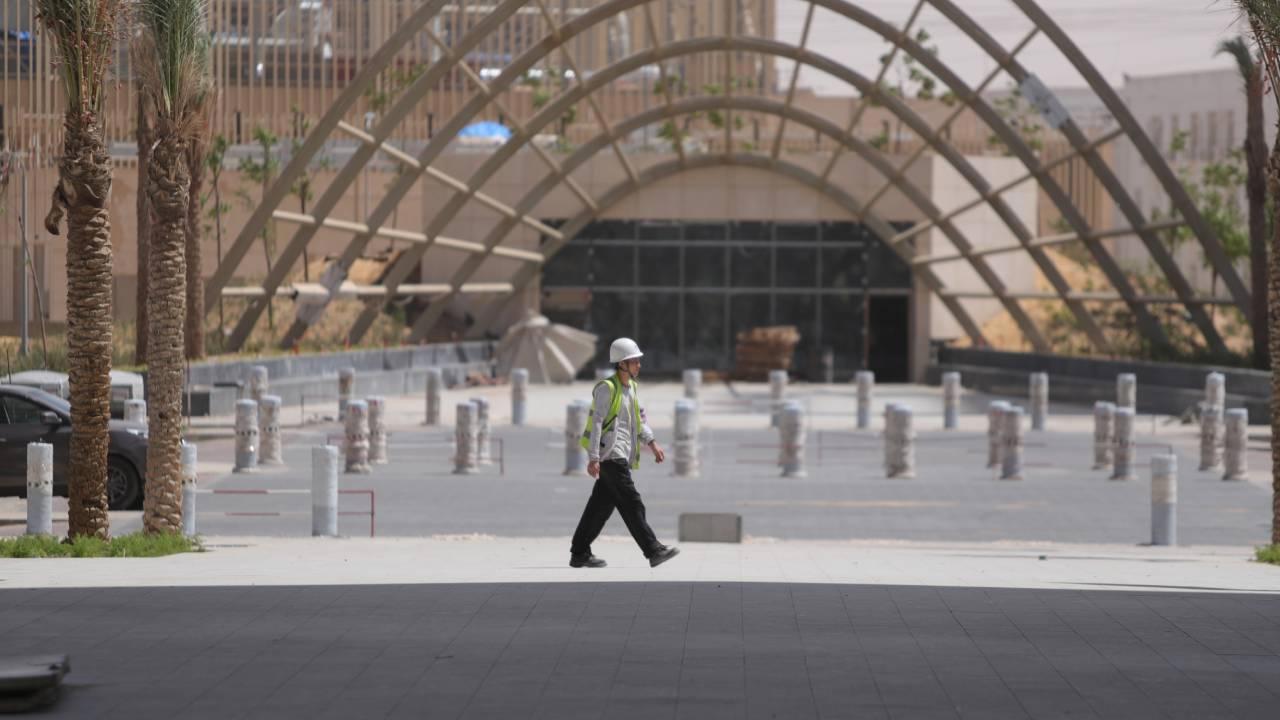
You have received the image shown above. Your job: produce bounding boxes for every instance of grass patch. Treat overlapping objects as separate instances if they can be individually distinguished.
[0,532,202,558]
[1256,545,1280,565]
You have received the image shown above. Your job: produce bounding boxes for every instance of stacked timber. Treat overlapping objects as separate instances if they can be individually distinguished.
[733,326,800,381]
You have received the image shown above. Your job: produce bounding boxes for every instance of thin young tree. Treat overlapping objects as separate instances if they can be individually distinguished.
[134,0,211,533]
[34,0,126,539]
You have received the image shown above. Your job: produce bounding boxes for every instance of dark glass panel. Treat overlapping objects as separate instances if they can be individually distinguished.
[636,292,681,372]
[684,246,726,288]
[821,245,867,289]
[776,223,816,243]
[638,222,682,242]
[637,246,681,287]
[866,241,912,289]
[683,293,727,370]
[590,244,634,287]
[729,294,772,340]
[775,247,818,288]
[729,245,772,288]
[775,294,818,374]
[684,222,728,242]
[588,291,636,365]
[822,293,866,375]
[584,219,634,241]
[730,220,770,242]
[541,243,590,287]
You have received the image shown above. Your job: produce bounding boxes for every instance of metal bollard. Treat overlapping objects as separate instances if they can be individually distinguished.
[564,401,589,475]
[259,395,283,465]
[856,371,874,430]
[26,442,53,536]
[1151,454,1177,546]
[344,399,371,474]
[1223,408,1249,481]
[455,401,479,475]
[1116,373,1137,410]
[886,405,915,479]
[779,401,806,478]
[312,446,339,537]
[987,401,1010,468]
[1199,404,1223,471]
[1092,401,1115,469]
[1111,407,1136,481]
[247,365,268,405]
[471,397,492,465]
[366,396,388,465]
[425,367,443,425]
[683,369,702,400]
[234,399,259,472]
[942,372,960,430]
[338,367,355,421]
[674,399,700,478]
[124,398,147,426]
[1000,406,1025,481]
[181,442,198,537]
[769,370,788,428]
[1029,373,1049,431]
[511,369,529,426]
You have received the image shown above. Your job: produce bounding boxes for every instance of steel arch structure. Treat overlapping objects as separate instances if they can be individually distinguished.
[207,0,1249,358]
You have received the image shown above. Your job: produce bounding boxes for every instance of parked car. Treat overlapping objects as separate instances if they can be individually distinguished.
[0,385,148,511]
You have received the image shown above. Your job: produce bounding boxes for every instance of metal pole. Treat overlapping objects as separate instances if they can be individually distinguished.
[19,170,28,356]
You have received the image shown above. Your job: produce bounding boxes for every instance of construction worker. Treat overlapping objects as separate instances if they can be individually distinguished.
[570,337,680,569]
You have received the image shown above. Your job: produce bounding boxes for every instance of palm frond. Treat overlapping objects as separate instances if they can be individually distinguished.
[1230,0,1280,112]
[133,0,212,134]
[1216,36,1256,84]
[34,0,127,115]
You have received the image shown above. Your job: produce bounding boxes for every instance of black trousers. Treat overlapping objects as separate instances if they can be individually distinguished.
[570,459,661,558]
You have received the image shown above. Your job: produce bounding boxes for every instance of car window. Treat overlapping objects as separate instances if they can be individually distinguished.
[1,396,47,424]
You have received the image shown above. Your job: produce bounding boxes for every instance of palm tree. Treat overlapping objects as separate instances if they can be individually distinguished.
[34,0,126,540]
[136,85,152,365]
[134,0,212,533]
[1218,36,1269,370]
[186,120,209,361]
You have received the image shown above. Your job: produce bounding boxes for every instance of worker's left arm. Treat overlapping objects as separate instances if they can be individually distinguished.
[638,394,664,463]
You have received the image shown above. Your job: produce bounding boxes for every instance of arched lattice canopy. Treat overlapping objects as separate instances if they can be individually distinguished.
[207,0,1250,358]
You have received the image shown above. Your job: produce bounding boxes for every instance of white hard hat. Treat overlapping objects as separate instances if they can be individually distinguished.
[609,337,644,364]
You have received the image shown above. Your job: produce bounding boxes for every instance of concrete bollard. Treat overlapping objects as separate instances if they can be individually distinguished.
[564,401,589,475]
[987,401,1010,468]
[674,399,700,478]
[1199,404,1223,471]
[885,405,916,479]
[366,396,388,465]
[181,442,197,537]
[343,399,371,474]
[769,370,788,428]
[856,371,874,430]
[25,442,53,536]
[1223,408,1249,481]
[259,395,283,465]
[779,401,806,478]
[1151,454,1177,546]
[455,401,480,474]
[595,367,614,380]
[234,399,259,472]
[124,399,147,426]
[941,372,960,430]
[683,369,702,400]
[1117,373,1137,410]
[312,446,339,537]
[471,397,492,464]
[1092,401,1115,469]
[1111,407,1136,481]
[1205,372,1226,408]
[338,367,355,420]
[247,365,268,405]
[511,368,529,426]
[425,367,443,425]
[1000,406,1025,481]
[1029,373,1049,431]
[882,402,900,472]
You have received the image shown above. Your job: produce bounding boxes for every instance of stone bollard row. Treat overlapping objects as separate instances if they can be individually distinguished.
[1029,373,1049,431]
[885,405,915,479]
[769,370,788,428]
[1110,407,1136,481]
[674,399,700,478]
[259,395,283,466]
[1000,406,1024,481]
[338,367,355,421]
[1092,401,1115,469]
[942,372,961,430]
[455,401,479,474]
[425,367,443,425]
[564,400,590,475]
[234,399,259,472]
[367,396,388,465]
[312,446,339,537]
[1199,404,1223,471]
[125,399,147,426]
[26,442,53,536]
[987,401,1010,468]
[779,401,806,478]
[344,399,371,474]
[1151,454,1177,546]
[683,369,702,401]
[856,370,874,430]
[181,443,198,537]
[1116,373,1137,410]
[471,397,492,465]
[1223,408,1249,481]
[248,365,269,405]
[511,368,529,426]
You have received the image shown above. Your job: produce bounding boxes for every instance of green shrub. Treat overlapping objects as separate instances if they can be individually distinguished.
[0,532,201,558]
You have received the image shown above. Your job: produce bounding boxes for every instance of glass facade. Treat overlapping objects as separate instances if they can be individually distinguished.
[540,220,913,378]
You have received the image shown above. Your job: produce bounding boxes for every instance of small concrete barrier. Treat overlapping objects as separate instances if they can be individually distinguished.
[366,396,388,465]
[683,369,702,400]
[1029,373,1049,431]
[1151,453,1177,546]
[425,367,443,425]
[1092,401,1115,469]
[564,400,589,475]
[455,401,479,475]
[344,399,371,474]
[856,371,874,430]
[678,513,742,543]
[471,397,492,465]
[248,365,268,405]
[312,446,339,537]
[338,367,355,420]
[26,442,52,536]
[259,395,283,465]
[1223,408,1249,481]
[1199,403,1223,471]
[124,399,147,426]
[886,405,915,479]
[769,370,788,428]
[674,399,700,478]
[942,371,960,430]
[511,368,528,426]
[1205,372,1226,408]
[779,400,806,478]
[1116,373,1137,410]
[234,399,259,472]
[181,443,197,537]
[987,401,1011,468]
[1000,406,1024,481]
[1111,407,1136,481]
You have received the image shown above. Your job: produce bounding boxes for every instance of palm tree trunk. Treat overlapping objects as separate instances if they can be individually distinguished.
[185,140,206,360]
[144,132,189,534]
[1247,69,1269,369]
[1269,135,1280,547]
[136,88,151,364]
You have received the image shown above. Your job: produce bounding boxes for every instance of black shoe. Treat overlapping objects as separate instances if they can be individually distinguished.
[570,554,607,568]
[648,545,680,568]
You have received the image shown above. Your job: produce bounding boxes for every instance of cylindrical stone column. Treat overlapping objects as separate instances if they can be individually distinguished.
[471,397,492,464]
[779,401,806,478]
[564,400,589,475]
[856,370,874,430]
[1151,453,1177,546]
[882,402,900,471]
[674,399,700,478]
[338,367,355,421]
[25,442,53,536]
[124,399,147,426]
[259,395,283,465]
[511,368,529,426]
[942,372,961,430]
[1029,372,1049,431]
[455,401,480,475]
[1199,403,1224,471]
[425,367,443,425]
[1092,401,1115,470]
[683,369,702,400]
[312,446,339,537]
[1205,372,1226,408]
[1223,408,1249,481]
[343,399,371,474]
[987,401,1011,468]
[886,405,916,479]
[1111,407,1136,481]
[181,442,197,537]
[366,396,388,465]
[1000,406,1025,481]
[234,399,259,472]
[769,370,788,428]
[247,365,268,405]
[1117,373,1137,410]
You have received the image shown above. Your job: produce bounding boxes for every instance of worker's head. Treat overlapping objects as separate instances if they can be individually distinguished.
[609,337,643,377]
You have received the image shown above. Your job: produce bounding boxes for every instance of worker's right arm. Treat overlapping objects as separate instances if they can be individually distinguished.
[586,381,609,463]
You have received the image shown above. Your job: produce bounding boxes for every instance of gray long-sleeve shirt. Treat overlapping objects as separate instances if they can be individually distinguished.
[586,378,654,465]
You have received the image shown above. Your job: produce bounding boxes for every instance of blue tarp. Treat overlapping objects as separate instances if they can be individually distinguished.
[458,121,512,140]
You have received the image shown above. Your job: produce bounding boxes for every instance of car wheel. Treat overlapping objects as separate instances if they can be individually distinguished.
[107,456,143,511]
